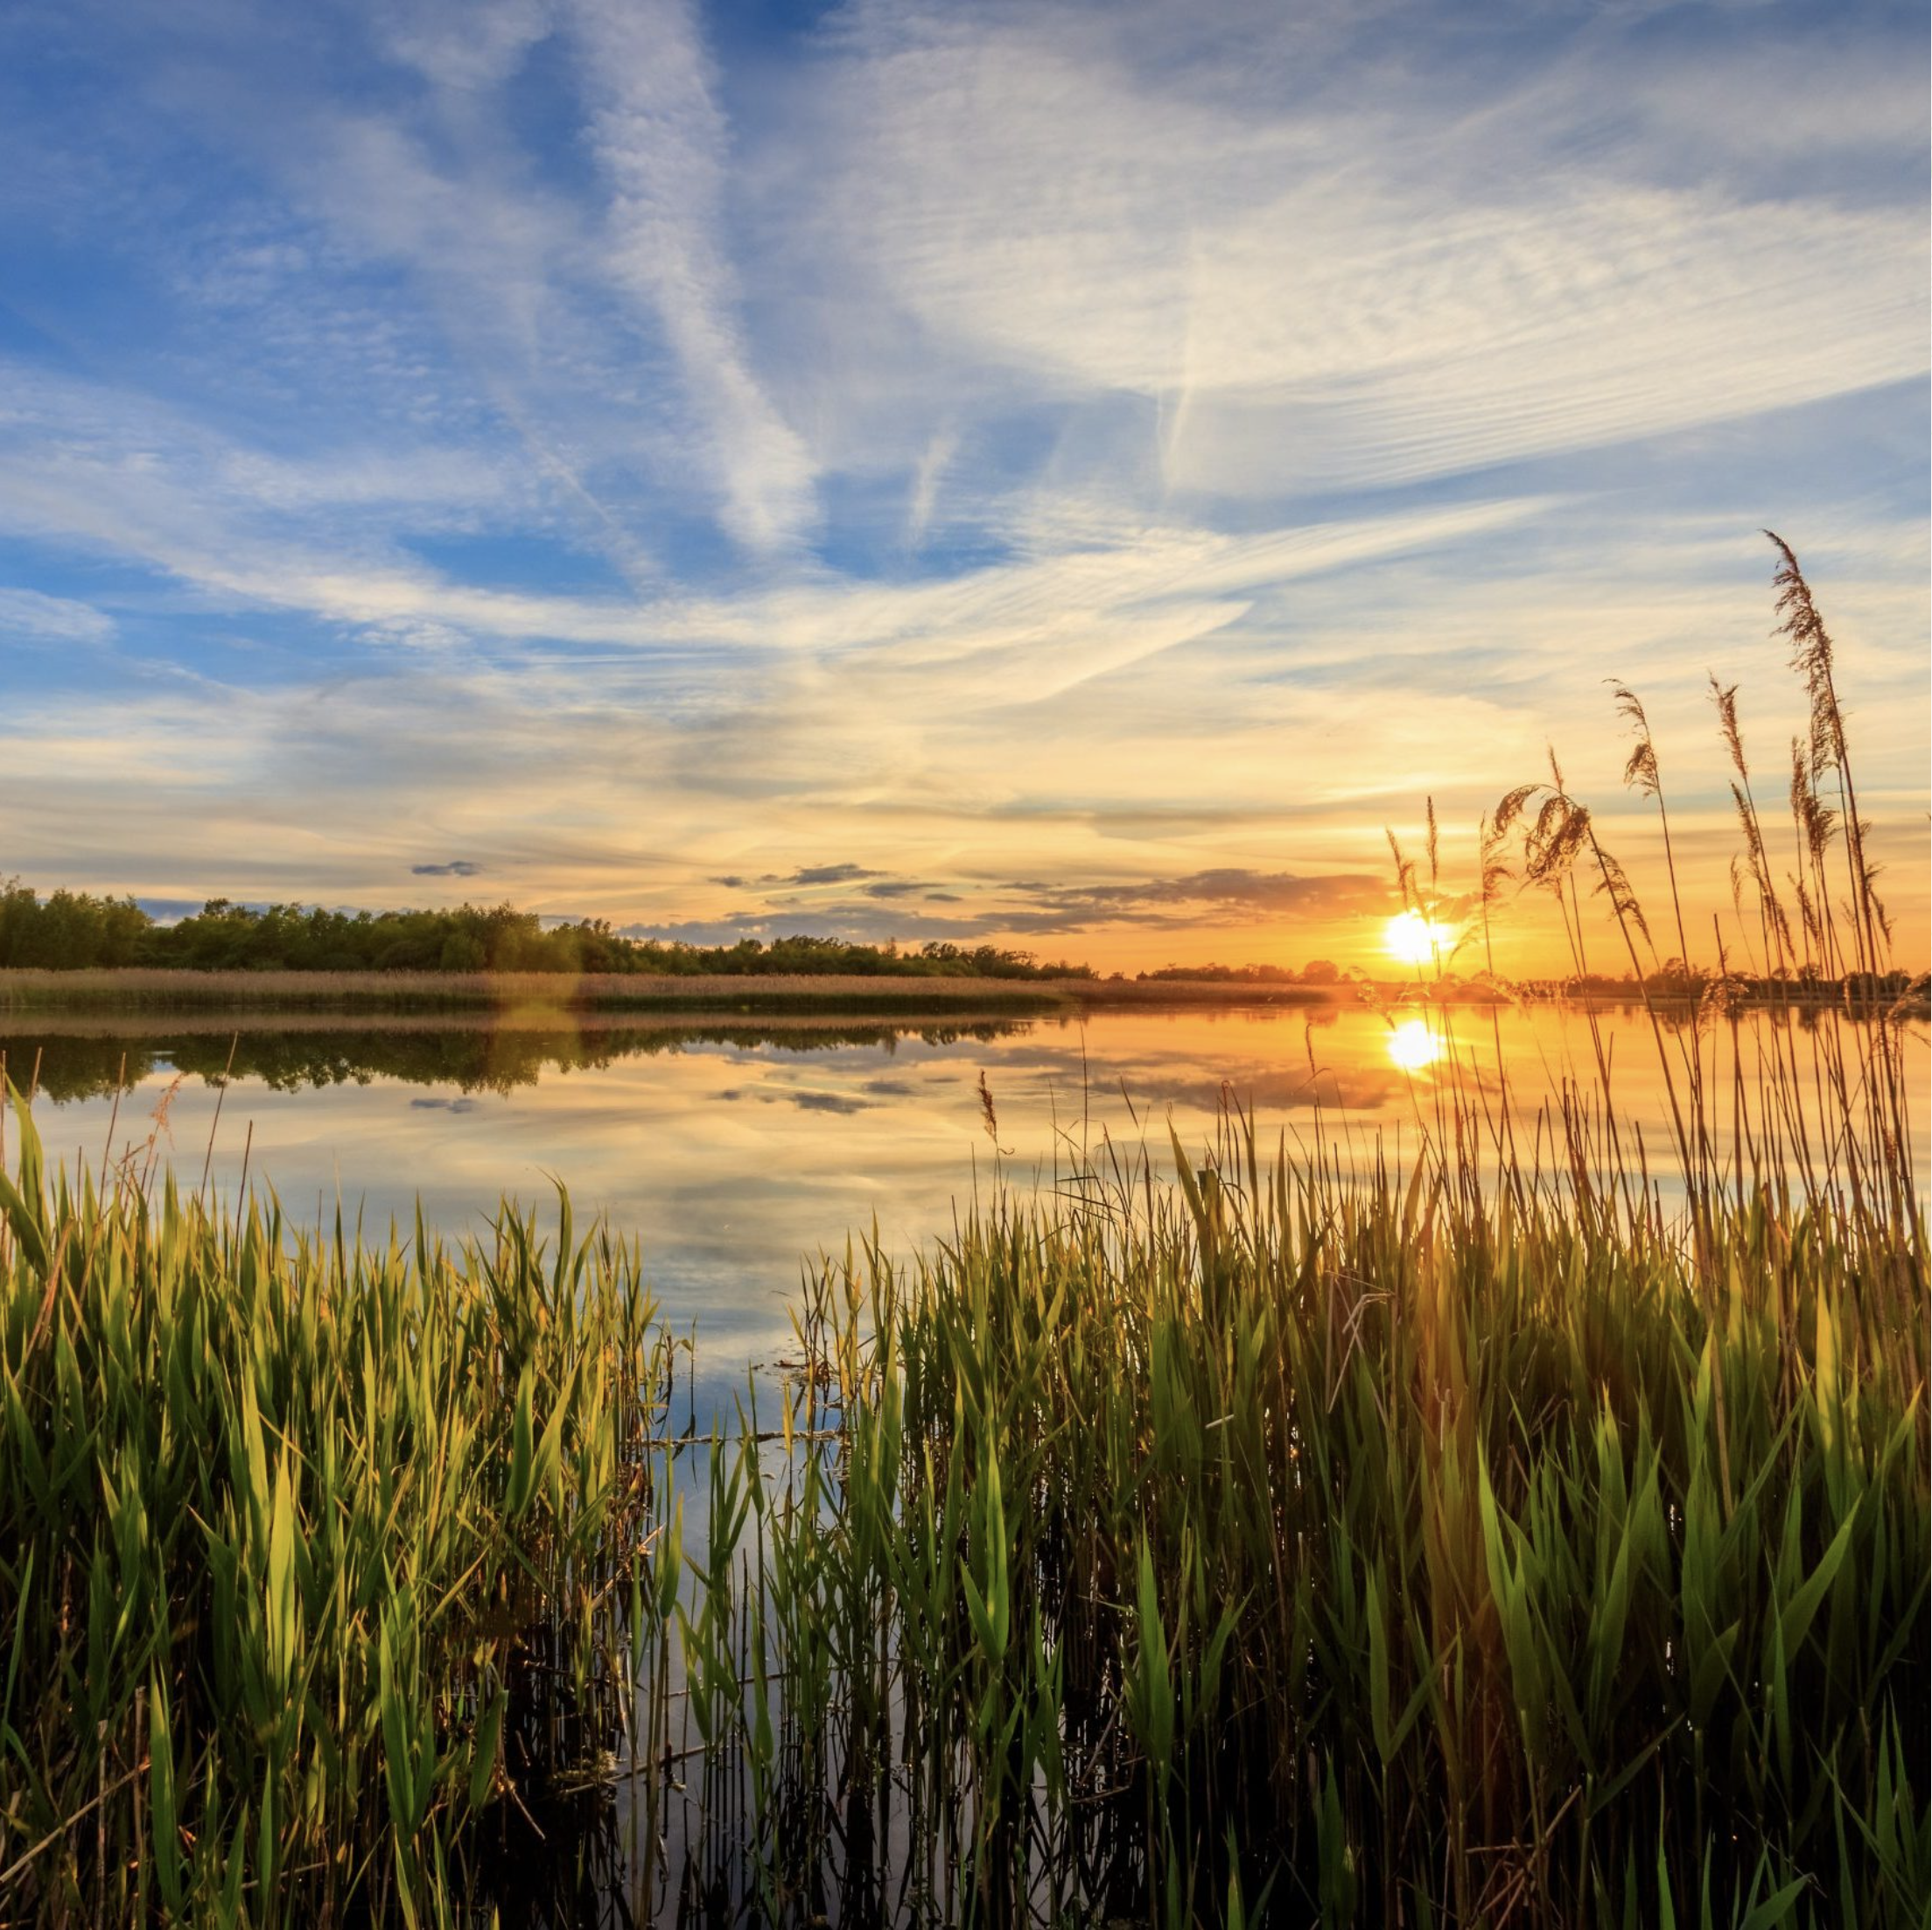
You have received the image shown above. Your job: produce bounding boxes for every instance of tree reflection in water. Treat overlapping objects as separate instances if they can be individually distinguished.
[0,1015,1033,1103]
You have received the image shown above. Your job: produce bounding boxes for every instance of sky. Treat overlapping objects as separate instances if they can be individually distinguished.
[0,0,1925,975]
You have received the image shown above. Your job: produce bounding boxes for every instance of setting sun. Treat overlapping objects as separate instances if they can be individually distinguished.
[1385,1017,1445,1073]
[1384,910,1454,967]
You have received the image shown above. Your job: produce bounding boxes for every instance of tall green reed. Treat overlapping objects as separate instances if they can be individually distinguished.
[631,537,1925,1925]
[0,1099,675,1927]
[671,1048,1922,1923]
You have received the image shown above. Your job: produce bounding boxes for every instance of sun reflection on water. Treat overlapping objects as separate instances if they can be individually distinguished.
[1385,1017,1444,1073]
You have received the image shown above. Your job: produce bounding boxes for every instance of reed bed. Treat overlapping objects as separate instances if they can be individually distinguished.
[0,538,1924,1925]
[630,535,1925,1925]
[0,1114,674,1927]
[0,970,1082,1015]
[694,1091,1923,1926]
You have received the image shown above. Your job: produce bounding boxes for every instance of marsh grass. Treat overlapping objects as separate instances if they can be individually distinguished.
[0,538,1925,1926]
[0,1116,676,1927]
[622,537,1925,1924]
[685,1100,1923,1925]
[0,970,1082,1017]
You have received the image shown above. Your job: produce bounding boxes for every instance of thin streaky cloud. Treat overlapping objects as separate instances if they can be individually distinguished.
[568,0,817,553]
[0,588,116,646]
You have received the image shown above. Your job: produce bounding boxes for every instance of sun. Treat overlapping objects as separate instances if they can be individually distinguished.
[1384,909,1452,967]
[1385,1017,1444,1073]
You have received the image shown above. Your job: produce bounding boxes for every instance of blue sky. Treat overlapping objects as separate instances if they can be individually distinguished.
[0,0,1925,970]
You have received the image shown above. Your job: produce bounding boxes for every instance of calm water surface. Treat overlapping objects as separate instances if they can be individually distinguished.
[5,1003,1925,1392]
[7,999,1928,1917]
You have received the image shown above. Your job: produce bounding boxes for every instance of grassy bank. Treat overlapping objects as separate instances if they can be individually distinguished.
[0,968,1362,1017]
[0,968,1090,1017]
[4,968,1921,1024]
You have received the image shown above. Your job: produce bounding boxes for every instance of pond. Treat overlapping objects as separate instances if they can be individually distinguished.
[4,998,1923,1402]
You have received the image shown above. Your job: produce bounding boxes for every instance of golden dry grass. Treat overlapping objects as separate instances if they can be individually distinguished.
[0,968,1347,1013]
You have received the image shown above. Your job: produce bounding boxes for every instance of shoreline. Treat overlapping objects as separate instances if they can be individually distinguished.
[0,967,1922,1022]
[0,967,1340,1016]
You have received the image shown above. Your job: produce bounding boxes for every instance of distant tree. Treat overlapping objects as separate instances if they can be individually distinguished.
[1138,962,1297,984]
[0,880,1100,980]
[438,933,487,972]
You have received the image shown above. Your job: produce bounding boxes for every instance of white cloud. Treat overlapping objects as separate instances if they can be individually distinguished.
[567,0,817,552]
[0,588,115,646]
[905,425,957,549]
[763,15,1926,498]
[381,0,555,94]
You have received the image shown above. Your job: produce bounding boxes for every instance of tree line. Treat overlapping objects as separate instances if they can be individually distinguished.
[0,881,1093,980]
[1136,960,1342,984]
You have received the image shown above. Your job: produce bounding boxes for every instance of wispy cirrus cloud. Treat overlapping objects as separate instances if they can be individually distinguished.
[0,587,115,645]
[766,3,1925,501]
[567,0,817,552]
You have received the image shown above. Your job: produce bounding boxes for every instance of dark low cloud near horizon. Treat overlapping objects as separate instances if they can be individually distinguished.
[411,859,481,878]
[622,867,1396,952]
[1004,870,1391,922]
[789,863,883,886]
[712,862,883,890]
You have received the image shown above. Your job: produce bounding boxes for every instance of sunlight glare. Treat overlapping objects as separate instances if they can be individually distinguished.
[1384,909,1452,966]
[1385,1018,1444,1073]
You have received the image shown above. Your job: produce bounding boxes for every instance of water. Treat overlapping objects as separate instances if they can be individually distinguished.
[5,996,1925,1923]
[4,1000,1924,1396]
